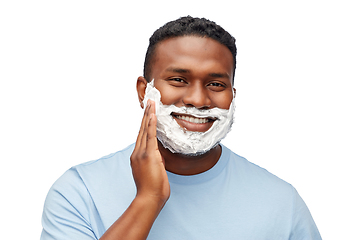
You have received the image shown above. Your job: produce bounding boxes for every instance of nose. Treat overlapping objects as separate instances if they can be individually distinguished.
[182,83,211,109]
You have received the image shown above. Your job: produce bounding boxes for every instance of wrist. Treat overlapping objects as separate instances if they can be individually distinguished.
[135,192,168,211]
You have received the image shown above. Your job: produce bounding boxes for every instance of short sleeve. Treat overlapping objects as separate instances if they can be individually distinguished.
[289,188,322,240]
[40,168,98,240]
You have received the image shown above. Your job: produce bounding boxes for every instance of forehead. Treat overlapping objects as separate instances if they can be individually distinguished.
[151,36,234,80]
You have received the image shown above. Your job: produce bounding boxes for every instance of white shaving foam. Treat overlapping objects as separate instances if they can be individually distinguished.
[143,80,235,156]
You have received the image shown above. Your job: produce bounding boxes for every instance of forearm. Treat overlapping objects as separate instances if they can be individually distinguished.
[99,195,166,240]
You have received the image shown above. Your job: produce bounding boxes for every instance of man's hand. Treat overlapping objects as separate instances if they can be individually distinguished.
[100,100,170,240]
[130,99,170,205]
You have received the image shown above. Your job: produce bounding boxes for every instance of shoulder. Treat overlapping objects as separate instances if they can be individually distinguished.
[44,143,135,210]
[41,167,96,239]
[223,147,322,238]
[225,146,289,183]
[223,145,295,199]
[41,144,136,239]
[75,143,135,173]
[50,143,136,196]
[43,167,90,216]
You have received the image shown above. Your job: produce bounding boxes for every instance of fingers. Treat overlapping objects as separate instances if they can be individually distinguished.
[140,104,151,149]
[135,100,157,151]
[146,99,158,151]
[147,112,158,151]
[134,103,149,149]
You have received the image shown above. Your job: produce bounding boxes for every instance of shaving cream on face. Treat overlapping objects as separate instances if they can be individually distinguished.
[143,80,235,156]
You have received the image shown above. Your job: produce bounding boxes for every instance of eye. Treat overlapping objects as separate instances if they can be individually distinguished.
[209,82,224,87]
[172,78,185,83]
[168,77,187,86]
[207,81,226,91]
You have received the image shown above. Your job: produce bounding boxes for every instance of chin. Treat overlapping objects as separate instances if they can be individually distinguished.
[167,142,220,158]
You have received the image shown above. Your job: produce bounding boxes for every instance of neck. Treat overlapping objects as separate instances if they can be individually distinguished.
[158,140,222,175]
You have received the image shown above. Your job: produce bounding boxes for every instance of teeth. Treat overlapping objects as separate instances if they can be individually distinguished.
[175,115,209,124]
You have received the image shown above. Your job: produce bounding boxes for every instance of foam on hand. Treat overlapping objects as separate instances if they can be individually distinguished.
[142,79,161,114]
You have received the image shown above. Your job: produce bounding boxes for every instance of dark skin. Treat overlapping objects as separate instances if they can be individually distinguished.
[100,36,235,240]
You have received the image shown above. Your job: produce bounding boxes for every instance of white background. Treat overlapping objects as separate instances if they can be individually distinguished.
[1,0,359,239]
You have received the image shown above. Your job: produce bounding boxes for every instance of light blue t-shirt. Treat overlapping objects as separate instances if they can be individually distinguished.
[41,144,321,240]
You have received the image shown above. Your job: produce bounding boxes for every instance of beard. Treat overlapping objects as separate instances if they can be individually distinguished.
[143,80,235,156]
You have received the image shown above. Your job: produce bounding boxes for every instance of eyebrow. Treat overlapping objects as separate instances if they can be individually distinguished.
[165,67,190,74]
[165,67,230,79]
[209,72,230,79]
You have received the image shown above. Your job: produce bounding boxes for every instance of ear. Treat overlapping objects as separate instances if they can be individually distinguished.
[233,87,236,98]
[137,76,148,109]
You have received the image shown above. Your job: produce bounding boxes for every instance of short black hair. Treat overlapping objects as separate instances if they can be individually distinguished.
[143,16,237,83]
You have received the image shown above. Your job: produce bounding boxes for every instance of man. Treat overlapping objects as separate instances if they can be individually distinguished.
[41,16,321,239]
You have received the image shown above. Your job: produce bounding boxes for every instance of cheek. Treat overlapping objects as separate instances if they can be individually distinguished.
[157,86,184,106]
[210,93,234,110]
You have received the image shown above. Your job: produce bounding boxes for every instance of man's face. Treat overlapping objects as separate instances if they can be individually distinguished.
[149,36,235,133]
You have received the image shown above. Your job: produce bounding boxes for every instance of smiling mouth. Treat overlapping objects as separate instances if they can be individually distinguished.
[171,113,216,124]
